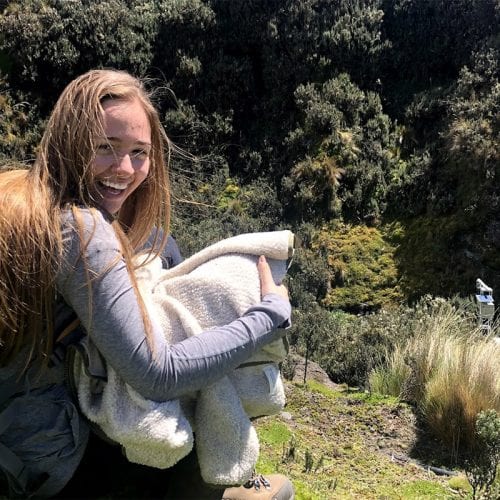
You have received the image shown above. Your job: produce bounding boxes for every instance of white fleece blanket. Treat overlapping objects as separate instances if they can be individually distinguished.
[73,230,294,486]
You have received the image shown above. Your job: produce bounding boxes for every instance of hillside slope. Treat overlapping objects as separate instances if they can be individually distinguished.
[254,379,471,499]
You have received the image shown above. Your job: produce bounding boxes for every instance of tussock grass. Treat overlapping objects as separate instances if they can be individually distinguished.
[420,331,500,455]
[369,345,411,398]
[369,298,500,455]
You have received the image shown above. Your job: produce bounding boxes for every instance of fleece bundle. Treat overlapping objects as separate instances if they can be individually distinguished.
[73,230,294,486]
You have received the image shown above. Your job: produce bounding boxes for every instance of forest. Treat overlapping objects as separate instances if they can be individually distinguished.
[1,1,499,495]
[1,0,499,378]
[1,0,498,315]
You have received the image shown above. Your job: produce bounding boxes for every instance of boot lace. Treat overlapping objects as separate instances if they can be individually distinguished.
[243,471,271,491]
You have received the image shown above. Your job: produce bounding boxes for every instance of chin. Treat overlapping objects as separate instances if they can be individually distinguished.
[100,202,121,215]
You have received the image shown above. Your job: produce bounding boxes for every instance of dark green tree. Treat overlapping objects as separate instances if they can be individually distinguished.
[381,0,498,116]
[281,74,398,223]
[0,0,159,106]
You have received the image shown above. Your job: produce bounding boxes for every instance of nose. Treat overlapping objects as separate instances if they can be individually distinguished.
[113,153,134,176]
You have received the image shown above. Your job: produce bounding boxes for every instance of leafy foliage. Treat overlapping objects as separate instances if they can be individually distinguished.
[0,0,159,105]
[382,0,497,87]
[0,0,498,309]
[0,77,42,161]
[282,74,398,222]
[466,409,500,500]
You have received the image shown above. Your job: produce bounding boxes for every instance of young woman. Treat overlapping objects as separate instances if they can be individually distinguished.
[0,69,293,499]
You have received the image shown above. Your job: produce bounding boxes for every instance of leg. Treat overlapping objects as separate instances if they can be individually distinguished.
[56,432,174,499]
[164,450,225,500]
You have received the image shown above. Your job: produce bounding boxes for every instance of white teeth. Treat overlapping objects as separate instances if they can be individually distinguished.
[100,179,130,190]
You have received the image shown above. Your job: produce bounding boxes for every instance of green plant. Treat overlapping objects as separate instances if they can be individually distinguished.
[314,305,416,388]
[368,345,411,397]
[300,448,326,474]
[465,410,500,499]
[281,353,299,381]
[282,437,297,464]
[303,449,314,472]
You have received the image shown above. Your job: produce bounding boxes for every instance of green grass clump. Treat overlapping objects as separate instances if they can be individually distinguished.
[369,345,411,398]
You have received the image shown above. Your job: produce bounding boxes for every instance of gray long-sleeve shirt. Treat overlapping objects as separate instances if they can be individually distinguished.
[56,208,291,402]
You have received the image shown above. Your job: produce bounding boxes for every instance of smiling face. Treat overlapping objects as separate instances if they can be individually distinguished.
[92,98,152,215]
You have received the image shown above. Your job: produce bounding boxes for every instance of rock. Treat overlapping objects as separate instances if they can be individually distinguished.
[285,354,339,390]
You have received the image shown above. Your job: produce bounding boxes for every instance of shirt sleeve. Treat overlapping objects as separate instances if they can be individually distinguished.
[163,234,184,268]
[56,209,291,401]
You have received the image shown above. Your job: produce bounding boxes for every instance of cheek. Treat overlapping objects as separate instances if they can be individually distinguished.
[93,156,111,176]
[133,160,150,188]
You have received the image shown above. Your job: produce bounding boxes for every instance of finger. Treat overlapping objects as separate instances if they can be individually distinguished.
[258,255,274,294]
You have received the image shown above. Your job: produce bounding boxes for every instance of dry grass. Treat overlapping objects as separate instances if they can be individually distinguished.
[369,299,500,456]
[421,330,500,455]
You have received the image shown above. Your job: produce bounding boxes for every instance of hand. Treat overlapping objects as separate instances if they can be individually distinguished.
[258,255,289,301]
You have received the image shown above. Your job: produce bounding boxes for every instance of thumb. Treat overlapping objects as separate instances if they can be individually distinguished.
[258,255,275,296]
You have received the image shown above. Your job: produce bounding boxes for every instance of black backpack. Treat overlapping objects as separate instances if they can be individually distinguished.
[0,316,90,498]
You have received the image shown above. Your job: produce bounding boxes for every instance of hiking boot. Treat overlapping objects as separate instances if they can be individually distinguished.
[221,473,294,500]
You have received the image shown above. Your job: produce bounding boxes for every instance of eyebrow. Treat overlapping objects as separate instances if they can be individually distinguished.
[105,136,152,147]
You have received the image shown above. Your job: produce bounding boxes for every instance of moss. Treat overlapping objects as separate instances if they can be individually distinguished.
[305,379,340,398]
[257,421,293,446]
[293,480,326,500]
[314,222,402,311]
[447,474,472,494]
[397,479,455,498]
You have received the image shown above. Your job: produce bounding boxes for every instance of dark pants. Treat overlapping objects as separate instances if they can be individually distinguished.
[56,432,225,499]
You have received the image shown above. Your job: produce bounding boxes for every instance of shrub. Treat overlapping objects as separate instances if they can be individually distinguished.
[281,74,398,223]
[313,305,416,388]
[465,409,500,499]
[0,78,42,161]
[0,0,159,97]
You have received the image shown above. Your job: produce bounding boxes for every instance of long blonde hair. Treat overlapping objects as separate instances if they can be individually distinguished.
[0,69,171,368]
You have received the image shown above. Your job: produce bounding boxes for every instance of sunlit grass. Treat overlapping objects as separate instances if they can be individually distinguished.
[369,299,500,455]
[254,380,459,500]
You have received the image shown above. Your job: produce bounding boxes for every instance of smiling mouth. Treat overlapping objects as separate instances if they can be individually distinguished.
[100,178,130,190]
[97,179,130,195]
